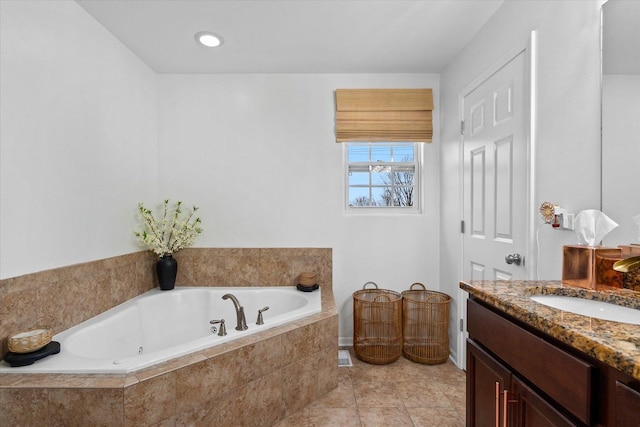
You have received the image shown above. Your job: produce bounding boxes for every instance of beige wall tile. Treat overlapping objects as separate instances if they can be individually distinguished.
[0,251,157,350]
[0,287,37,354]
[0,388,48,425]
[235,370,286,427]
[282,321,323,361]
[234,335,284,383]
[258,249,292,286]
[174,390,236,427]
[314,346,339,399]
[281,354,319,415]
[124,373,176,426]
[48,388,124,426]
[174,352,243,414]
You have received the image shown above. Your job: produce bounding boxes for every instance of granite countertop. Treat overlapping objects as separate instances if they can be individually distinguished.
[460,280,640,381]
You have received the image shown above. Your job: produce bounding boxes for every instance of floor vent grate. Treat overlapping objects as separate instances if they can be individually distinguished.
[338,349,353,367]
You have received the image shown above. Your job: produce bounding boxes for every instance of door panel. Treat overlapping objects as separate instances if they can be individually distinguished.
[471,262,485,281]
[463,51,527,282]
[471,146,486,237]
[495,136,514,241]
[494,268,512,281]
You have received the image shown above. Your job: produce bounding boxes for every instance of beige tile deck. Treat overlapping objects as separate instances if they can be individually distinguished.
[275,348,466,427]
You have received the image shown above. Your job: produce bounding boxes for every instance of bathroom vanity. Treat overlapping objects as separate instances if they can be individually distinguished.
[461,280,640,426]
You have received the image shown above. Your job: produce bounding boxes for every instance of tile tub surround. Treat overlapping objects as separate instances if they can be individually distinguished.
[0,251,157,356]
[173,247,332,289]
[0,248,332,354]
[0,247,335,425]
[460,280,640,380]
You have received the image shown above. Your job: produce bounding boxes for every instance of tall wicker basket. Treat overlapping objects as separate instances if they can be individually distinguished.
[402,283,451,364]
[353,282,402,365]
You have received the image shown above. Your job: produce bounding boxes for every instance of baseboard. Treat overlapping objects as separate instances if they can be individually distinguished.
[338,337,353,348]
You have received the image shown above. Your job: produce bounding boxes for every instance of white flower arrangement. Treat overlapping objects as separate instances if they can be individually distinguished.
[134,200,203,256]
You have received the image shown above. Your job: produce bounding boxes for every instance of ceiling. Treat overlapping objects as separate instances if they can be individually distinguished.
[76,0,504,74]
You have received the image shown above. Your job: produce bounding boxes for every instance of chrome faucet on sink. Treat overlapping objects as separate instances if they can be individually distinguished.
[222,293,248,331]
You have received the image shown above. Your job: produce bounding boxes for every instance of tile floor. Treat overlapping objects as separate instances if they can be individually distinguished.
[275,348,466,427]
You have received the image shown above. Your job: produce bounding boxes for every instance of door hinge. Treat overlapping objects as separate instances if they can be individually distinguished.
[460,120,465,135]
[460,220,465,234]
[460,318,464,332]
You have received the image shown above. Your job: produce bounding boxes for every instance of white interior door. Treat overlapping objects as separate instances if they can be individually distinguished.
[459,49,530,368]
[463,51,528,282]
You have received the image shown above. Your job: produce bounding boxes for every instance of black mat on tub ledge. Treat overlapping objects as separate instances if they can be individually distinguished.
[296,284,319,292]
[3,341,60,367]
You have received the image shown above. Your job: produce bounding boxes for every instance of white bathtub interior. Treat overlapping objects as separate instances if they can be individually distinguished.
[0,286,321,374]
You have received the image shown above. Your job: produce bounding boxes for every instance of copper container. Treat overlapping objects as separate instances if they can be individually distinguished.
[618,244,640,258]
[562,245,624,290]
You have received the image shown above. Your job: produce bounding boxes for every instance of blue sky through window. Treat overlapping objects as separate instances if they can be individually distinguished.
[347,143,417,208]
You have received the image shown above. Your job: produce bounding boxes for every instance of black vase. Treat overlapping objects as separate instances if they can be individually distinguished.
[156,254,177,290]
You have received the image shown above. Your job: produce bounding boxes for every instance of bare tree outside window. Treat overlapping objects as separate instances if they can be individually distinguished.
[347,143,418,210]
[351,195,373,207]
[379,158,414,207]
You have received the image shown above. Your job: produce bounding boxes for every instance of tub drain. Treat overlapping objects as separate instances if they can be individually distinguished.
[138,346,144,355]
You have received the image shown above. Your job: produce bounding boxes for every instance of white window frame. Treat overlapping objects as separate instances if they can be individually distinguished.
[344,142,422,214]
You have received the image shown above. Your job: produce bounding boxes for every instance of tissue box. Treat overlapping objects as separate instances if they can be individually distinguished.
[562,245,624,289]
[618,244,640,258]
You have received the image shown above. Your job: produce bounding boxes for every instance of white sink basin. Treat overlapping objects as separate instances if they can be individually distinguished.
[530,295,640,325]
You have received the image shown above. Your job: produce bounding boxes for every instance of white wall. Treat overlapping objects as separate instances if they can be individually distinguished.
[602,75,640,245]
[2,0,609,352]
[0,1,158,279]
[157,74,441,343]
[440,0,604,364]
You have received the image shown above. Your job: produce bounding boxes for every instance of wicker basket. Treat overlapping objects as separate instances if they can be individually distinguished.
[353,282,402,365]
[402,283,451,364]
[8,328,53,353]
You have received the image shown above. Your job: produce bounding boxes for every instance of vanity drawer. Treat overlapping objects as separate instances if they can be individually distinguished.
[468,299,594,425]
[615,381,640,426]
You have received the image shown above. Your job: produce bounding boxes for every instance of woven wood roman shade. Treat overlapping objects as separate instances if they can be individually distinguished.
[335,89,433,143]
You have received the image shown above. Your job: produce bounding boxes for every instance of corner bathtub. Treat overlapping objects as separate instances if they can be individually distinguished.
[1,286,321,374]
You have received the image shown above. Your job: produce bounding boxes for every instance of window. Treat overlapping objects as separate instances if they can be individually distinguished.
[346,142,420,212]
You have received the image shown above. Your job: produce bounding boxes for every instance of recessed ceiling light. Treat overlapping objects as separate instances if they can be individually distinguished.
[195,32,223,48]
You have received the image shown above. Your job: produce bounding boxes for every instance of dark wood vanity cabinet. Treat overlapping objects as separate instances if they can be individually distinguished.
[467,339,575,426]
[467,339,511,426]
[511,376,577,427]
[615,381,640,426]
[466,297,640,427]
[467,341,575,427]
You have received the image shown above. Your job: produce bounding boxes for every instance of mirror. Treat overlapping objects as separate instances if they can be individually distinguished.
[601,0,640,246]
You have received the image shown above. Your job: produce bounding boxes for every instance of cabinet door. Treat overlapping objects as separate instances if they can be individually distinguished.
[615,381,640,427]
[511,376,577,427]
[467,339,512,427]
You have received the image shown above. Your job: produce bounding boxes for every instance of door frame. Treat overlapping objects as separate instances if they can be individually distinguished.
[456,31,538,369]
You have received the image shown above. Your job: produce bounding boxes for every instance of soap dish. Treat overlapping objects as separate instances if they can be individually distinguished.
[4,341,60,367]
[8,328,53,353]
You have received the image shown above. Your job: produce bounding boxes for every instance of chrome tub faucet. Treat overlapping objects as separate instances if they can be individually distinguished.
[222,294,248,331]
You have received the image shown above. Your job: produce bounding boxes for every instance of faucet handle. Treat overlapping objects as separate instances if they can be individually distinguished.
[209,319,227,336]
[256,306,270,325]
